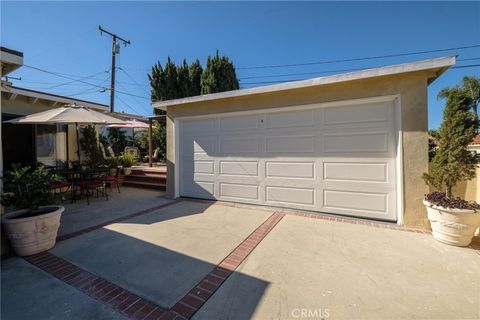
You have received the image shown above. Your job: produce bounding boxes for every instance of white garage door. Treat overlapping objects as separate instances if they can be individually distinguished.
[178,98,399,221]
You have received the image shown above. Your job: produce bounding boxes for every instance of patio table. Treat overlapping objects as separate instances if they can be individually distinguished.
[56,168,110,204]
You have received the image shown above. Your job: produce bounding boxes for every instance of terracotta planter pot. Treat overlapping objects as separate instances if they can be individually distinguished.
[2,206,64,256]
[123,168,132,176]
[424,200,480,247]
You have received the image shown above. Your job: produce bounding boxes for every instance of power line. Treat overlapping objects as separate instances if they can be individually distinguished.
[23,64,150,100]
[43,70,110,90]
[117,67,151,96]
[237,44,480,70]
[239,58,480,80]
[451,64,480,69]
[458,57,480,62]
[239,67,364,80]
[239,64,480,85]
[65,74,112,97]
[115,81,152,114]
[116,95,144,115]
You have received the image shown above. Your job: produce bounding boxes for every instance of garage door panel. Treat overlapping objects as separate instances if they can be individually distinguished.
[182,136,217,156]
[323,189,388,214]
[220,136,259,154]
[182,118,217,136]
[192,161,215,175]
[219,114,260,132]
[265,109,316,129]
[323,162,388,183]
[220,183,259,200]
[181,181,215,199]
[323,101,393,127]
[266,135,315,153]
[265,161,315,179]
[179,99,398,221]
[323,132,389,154]
[219,161,259,177]
[266,186,315,206]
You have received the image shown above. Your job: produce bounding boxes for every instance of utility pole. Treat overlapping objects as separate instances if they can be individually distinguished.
[99,25,130,113]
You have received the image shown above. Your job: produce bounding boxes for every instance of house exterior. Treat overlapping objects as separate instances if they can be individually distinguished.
[154,56,456,229]
[1,47,146,172]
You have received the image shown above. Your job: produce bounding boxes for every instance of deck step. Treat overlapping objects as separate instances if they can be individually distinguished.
[124,174,166,184]
[122,181,166,191]
[130,169,166,176]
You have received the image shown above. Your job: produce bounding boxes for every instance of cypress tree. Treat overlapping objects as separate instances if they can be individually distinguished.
[201,51,239,94]
[177,59,190,98]
[423,89,479,198]
[164,56,179,100]
[189,59,203,96]
[148,62,166,102]
[149,52,239,112]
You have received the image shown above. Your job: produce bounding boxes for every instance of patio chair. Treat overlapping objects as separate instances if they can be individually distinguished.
[73,171,109,205]
[124,146,140,160]
[143,147,160,163]
[50,180,72,201]
[99,143,109,160]
[104,167,121,193]
[107,146,116,158]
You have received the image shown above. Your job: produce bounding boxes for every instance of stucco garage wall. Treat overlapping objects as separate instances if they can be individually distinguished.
[165,71,430,229]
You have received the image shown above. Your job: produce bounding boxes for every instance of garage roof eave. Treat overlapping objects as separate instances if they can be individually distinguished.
[153,56,456,110]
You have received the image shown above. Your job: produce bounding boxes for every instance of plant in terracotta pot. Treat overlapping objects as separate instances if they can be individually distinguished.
[423,86,480,246]
[1,165,64,256]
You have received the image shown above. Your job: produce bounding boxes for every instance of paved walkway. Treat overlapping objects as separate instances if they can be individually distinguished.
[2,199,479,320]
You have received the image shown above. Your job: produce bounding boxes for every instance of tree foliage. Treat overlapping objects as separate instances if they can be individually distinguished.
[423,90,479,198]
[148,52,239,114]
[438,76,480,123]
[79,125,104,167]
[428,129,439,162]
[200,51,239,94]
[138,122,167,161]
[107,128,128,155]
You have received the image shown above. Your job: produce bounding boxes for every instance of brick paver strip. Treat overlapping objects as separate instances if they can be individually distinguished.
[57,199,181,242]
[168,212,284,320]
[24,251,169,319]
[183,198,433,234]
[25,211,284,320]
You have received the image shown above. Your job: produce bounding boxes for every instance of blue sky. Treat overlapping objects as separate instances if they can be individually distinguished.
[1,1,479,129]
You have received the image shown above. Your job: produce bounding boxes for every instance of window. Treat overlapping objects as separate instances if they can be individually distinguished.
[36,124,68,168]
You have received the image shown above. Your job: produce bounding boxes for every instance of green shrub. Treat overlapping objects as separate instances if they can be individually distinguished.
[1,165,60,210]
[118,153,136,167]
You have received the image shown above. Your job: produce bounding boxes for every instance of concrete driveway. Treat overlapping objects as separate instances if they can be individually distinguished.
[2,199,479,320]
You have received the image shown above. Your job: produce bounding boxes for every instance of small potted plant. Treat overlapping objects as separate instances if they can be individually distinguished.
[1,165,64,256]
[119,153,136,176]
[423,88,480,246]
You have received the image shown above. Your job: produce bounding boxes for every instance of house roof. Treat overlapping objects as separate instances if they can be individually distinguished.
[1,47,24,76]
[153,56,456,110]
[1,85,109,111]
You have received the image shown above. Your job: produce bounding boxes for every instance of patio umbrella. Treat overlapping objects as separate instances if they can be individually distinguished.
[107,119,149,146]
[4,103,126,163]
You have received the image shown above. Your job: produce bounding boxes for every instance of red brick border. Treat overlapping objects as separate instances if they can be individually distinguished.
[57,199,181,242]
[26,212,284,320]
[183,198,431,234]
[183,198,480,251]
[25,251,169,320]
[167,212,284,319]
